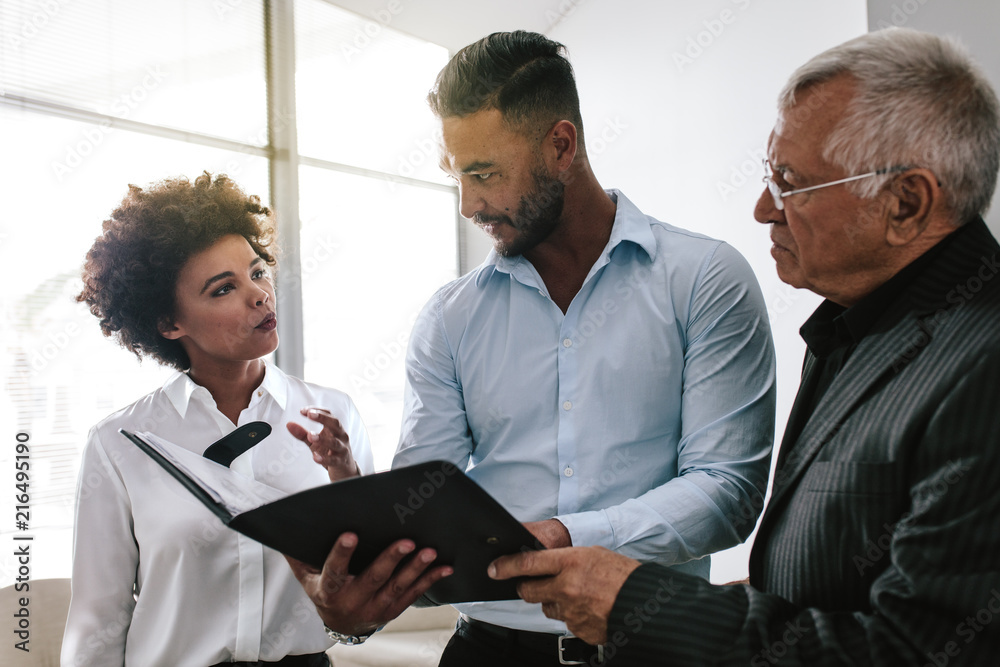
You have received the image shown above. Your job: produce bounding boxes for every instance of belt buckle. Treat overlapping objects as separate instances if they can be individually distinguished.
[558,634,603,665]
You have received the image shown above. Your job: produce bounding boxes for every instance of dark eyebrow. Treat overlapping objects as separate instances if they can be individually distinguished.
[459,160,495,175]
[200,271,234,295]
[199,257,264,295]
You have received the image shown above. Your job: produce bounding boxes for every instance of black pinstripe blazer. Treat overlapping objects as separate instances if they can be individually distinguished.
[607,218,1000,665]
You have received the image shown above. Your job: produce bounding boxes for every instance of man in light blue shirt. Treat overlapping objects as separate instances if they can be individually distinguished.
[391,30,776,666]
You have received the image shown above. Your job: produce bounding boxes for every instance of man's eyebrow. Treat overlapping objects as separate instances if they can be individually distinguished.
[459,160,495,174]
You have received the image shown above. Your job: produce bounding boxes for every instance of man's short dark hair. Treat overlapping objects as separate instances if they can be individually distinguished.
[427,30,585,146]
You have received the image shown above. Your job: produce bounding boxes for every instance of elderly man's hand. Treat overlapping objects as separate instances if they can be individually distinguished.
[285,533,453,636]
[488,546,640,645]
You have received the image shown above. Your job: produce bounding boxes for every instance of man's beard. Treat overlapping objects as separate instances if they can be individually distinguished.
[475,167,565,257]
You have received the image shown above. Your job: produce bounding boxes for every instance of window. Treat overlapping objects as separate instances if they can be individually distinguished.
[0,0,454,584]
[294,0,455,468]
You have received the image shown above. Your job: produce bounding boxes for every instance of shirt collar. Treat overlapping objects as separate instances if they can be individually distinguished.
[473,189,657,287]
[256,360,289,410]
[161,359,289,418]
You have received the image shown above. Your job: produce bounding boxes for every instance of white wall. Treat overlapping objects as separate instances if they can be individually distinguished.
[867,0,1000,236]
[549,0,868,582]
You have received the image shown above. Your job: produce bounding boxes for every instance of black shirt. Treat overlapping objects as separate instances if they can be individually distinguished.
[783,227,964,451]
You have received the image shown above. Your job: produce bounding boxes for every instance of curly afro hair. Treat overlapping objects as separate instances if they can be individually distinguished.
[77,172,277,371]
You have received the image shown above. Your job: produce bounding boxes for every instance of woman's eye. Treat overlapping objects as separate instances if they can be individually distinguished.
[253,268,268,280]
[212,284,234,297]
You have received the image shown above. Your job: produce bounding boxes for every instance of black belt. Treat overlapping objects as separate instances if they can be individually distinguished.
[209,651,329,667]
[458,617,606,666]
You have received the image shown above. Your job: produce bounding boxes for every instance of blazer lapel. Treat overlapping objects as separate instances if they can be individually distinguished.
[773,353,818,473]
[750,218,1000,583]
[763,311,925,517]
[763,218,997,515]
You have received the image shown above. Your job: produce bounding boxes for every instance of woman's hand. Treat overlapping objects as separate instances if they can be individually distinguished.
[287,407,361,482]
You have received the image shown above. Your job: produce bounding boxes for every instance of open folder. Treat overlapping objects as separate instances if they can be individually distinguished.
[119,425,542,604]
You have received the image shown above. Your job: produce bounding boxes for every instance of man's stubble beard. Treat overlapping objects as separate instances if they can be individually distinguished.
[477,167,566,258]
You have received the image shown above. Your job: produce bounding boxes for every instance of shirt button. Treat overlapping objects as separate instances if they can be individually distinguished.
[564,467,574,477]
[563,338,572,348]
[563,401,573,411]
[257,390,263,397]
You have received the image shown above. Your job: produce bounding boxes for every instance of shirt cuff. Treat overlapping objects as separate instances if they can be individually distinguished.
[554,509,615,549]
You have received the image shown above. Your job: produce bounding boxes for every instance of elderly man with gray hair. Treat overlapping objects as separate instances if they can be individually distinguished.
[490,27,1000,665]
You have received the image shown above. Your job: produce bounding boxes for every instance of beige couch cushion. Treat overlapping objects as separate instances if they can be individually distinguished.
[1,578,71,667]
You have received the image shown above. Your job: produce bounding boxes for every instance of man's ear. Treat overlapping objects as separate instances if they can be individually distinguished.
[885,168,939,246]
[546,120,578,172]
[158,317,184,340]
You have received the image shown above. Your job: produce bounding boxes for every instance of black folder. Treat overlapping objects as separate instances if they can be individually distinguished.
[119,426,542,604]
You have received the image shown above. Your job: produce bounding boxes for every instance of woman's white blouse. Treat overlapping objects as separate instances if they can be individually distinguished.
[61,363,374,666]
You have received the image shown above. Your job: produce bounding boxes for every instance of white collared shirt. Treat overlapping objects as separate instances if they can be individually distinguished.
[62,362,373,666]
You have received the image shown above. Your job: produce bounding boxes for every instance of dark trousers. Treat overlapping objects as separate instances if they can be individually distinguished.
[209,652,330,667]
[438,618,606,667]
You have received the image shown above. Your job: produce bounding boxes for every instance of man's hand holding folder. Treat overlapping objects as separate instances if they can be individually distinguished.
[286,533,453,638]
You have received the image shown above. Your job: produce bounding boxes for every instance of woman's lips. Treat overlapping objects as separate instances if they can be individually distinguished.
[256,312,277,331]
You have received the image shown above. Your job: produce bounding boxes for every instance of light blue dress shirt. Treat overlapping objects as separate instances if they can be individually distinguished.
[394,190,775,632]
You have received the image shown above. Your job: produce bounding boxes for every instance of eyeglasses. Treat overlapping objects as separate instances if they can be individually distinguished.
[762,159,908,210]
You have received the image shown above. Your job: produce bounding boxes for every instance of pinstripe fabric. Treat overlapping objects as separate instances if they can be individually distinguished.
[606,219,1000,665]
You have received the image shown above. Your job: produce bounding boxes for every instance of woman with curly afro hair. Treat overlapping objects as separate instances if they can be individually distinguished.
[61,172,375,666]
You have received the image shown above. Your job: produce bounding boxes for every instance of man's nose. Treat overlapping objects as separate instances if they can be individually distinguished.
[458,182,486,220]
[754,186,784,225]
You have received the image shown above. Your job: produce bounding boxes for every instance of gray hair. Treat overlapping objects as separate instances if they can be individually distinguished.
[779,27,1000,224]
